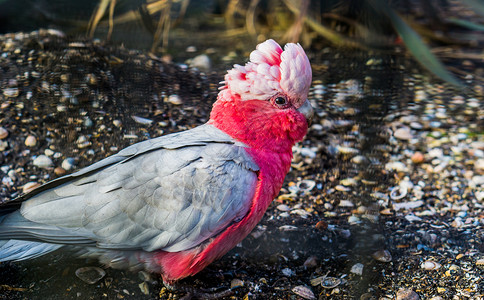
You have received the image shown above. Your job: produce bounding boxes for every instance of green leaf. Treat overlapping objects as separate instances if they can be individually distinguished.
[369,0,463,87]
[448,17,484,31]
[461,0,484,18]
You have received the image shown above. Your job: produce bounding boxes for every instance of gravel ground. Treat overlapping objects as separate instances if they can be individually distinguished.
[0,30,483,299]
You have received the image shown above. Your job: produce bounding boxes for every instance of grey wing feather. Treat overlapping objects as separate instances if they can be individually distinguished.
[1,124,259,253]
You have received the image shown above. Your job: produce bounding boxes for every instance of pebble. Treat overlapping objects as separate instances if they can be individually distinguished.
[54,167,66,176]
[372,250,392,262]
[33,155,53,169]
[396,288,420,300]
[394,127,413,140]
[25,135,37,147]
[22,182,40,194]
[61,158,75,171]
[276,204,291,211]
[113,120,122,127]
[0,127,8,139]
[350,263,364,275]
[189,54,211,71]
[303,256,318,268]
[281,268,295,277]
[411,151,424,164]
[168,94,183,105]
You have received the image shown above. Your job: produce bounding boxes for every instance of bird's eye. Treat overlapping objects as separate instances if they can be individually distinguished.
[274,96,287,106]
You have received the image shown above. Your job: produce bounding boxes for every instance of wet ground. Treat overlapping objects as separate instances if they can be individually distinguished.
[0,30,483,299]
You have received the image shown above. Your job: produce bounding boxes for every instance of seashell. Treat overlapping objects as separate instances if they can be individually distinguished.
[340,178,357,186]
[421,261,441,270]
[131,115,153,125]
[168,94,183,105]
[321,277,341,289]
[292,285,316,300]
[372,250,392,262]
[230,279,244,289]
[276,204,291,211]
[390,185,407,200]
[3,87,19,98]
[75,267,106,284]
[297,179,316,192]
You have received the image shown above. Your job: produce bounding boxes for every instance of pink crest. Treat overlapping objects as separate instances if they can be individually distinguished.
[222,39,312,107]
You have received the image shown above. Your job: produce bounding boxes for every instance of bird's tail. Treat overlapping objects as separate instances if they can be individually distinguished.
[0,239,62,261]
[0,211,63,262]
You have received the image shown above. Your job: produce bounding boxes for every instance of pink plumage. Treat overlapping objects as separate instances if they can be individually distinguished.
[0,39,313,285]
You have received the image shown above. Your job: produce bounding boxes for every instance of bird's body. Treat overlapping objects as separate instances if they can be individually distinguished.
[0,39,312,283]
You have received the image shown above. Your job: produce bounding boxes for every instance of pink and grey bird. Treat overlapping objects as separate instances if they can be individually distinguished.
[0,39,312,284]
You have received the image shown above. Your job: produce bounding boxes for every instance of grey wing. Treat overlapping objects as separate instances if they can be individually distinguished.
[13,131,259,252]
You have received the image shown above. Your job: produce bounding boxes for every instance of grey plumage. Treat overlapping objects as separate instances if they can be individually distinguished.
[0,124,259,262]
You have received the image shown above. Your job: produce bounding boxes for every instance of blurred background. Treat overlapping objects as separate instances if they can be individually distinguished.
[1,0,484,81]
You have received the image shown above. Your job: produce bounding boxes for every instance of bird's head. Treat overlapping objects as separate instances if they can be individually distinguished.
[209,39,313,152]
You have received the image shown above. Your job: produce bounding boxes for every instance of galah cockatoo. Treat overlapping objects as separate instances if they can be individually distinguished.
[0,39,312,284]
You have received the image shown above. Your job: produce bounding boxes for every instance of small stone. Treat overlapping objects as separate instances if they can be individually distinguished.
[281,268,295,277]
[339,200,354,207]
[396,288,419,300]
[25,135,37,147]
[394,127,413,140]
[350,263,364,276]
[23,182,40,194]
[476,258,484,269]
[411,152,424,164]
[372,250,392,262]
[61,158,75,171]
[277,204,291,211]
[189,54,211,71]
[54,167,66,176]
[138,282,149,295]
[33,155,53,169]
[0,127,8,139]
[303,256,318,268]
[75,267,106,284]
[168,94,183,105]
[113,120,122,127]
